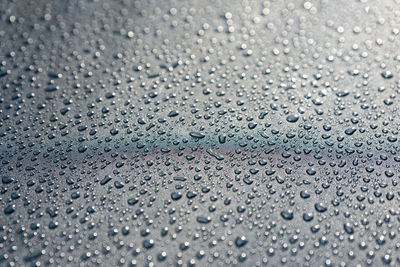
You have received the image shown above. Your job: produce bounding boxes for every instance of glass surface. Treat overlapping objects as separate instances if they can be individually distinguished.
[1,0,400,266]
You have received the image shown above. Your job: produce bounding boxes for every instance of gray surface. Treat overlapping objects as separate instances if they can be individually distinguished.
[1,0,400,266]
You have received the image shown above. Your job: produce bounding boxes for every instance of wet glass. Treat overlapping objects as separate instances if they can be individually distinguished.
[1,0,400,266]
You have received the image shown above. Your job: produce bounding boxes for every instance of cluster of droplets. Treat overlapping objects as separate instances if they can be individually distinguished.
[1,0,400,266]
